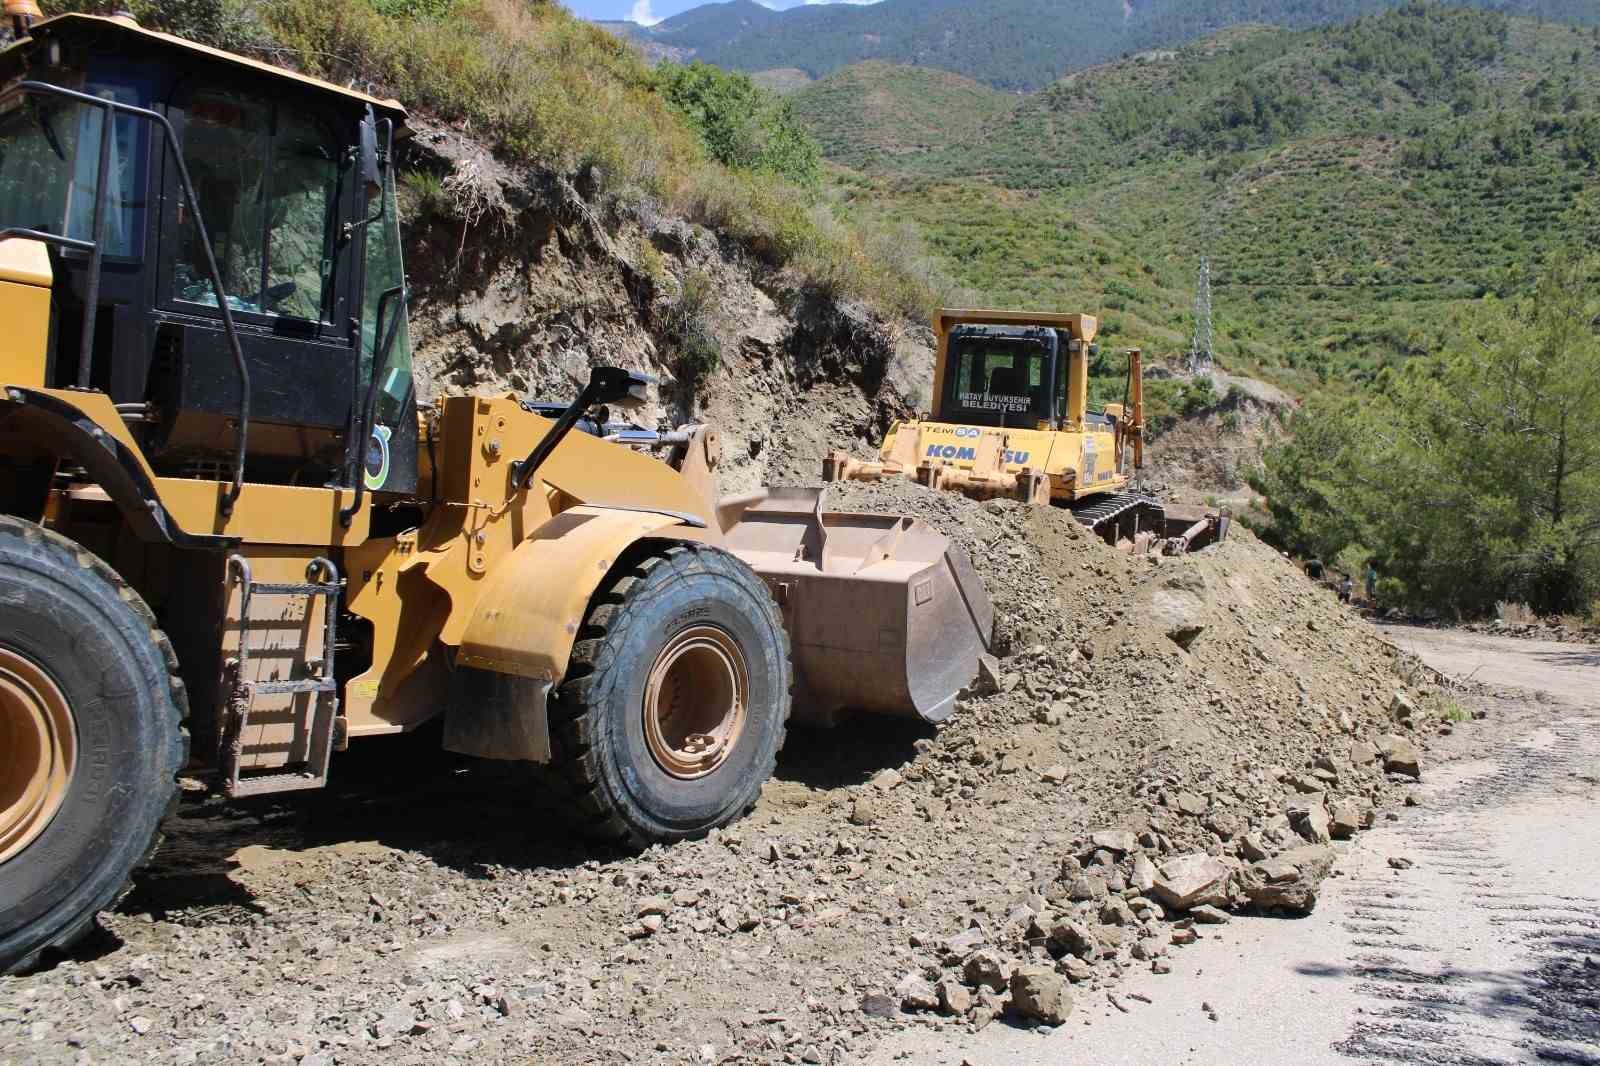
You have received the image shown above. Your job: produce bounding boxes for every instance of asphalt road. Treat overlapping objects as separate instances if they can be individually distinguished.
[869,626,1600,1066]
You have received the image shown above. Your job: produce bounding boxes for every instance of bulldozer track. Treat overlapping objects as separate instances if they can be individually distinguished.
[1068,491,1166,537]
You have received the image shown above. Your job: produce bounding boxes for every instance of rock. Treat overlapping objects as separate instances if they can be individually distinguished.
[1130,854,1157,893]
[1064,872,1109,902]
[1174,791,1209,816]
[1241,845,1335,914]
[1350,739,1379,767]
[896,972,940,1012]
[1238,832,1272,862]
[1288,800,1332,844]
[1041,764,1070,785]
[860,992,897,1018]
[849,794,879,826]
[1328,799,1361,840]
[1243,878,1319,913]
[1204,811,1243,840]
[937,975,972,1016]
[1047,920,1098,960]
[1152,589,1207,650]
[129,1016,153,1036]
[1285,774,1327,795]
[1170,926,1199,945]
[1057,955,1094,982]
[1388,856,1415,870]
[962,950,1012,993]
[1098,899,1135,926]
[1375,734,1422,779]
[974,654,1003,696]
[1390,691,1419,723]
[638,897,673,917]
[871,769,903,791]
[1009,966,1072,1026]
[1089,830,1137,855]
[1152,958,1173,975]
[1255,857,1300,883]
[1150,853,1232,911]
[1189,904,1231,925]
[1279,845,1336,881]
[940,927,985,959]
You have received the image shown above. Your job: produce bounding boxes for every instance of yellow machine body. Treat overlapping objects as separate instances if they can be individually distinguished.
[826,308,1147,509]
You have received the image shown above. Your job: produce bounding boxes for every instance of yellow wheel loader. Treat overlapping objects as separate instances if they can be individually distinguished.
[0,12,993,972]
[826,309,1184,549]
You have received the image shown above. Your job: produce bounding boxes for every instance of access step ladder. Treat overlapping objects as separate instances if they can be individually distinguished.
[220,555,344,798]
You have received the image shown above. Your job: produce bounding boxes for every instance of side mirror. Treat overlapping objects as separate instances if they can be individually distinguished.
[588,366,654,409]
[358,107,382,201]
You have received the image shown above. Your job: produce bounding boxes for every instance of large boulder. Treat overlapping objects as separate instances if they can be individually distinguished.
[1009,966,1072,1026]
[1150,853,1232,911]
[1240,845,1336,915]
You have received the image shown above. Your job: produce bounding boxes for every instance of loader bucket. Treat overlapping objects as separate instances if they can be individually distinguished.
[719,489,994,725]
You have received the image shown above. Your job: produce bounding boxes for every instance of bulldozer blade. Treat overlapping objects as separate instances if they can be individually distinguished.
[719,488,994,725]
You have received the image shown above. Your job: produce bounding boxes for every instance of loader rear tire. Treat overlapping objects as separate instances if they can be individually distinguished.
[551,542,791,848]
[0,518,186,974]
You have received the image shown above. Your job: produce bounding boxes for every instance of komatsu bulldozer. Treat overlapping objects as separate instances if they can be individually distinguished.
[826,309,1169,545]
[0,12,994,972]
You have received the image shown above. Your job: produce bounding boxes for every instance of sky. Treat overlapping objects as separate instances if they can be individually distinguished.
[568,0,879,26]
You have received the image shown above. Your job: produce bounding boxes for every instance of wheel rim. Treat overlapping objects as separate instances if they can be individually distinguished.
[0,647,77,865]
[642,625,748,781]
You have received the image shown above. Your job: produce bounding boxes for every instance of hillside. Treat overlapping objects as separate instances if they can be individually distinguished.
[801,5,1600,395]
[605,0,1600,91]
[790,62,1013,168]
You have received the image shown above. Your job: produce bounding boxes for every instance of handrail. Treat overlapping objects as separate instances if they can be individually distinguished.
[14,80,252,515]
[339,283,405,526]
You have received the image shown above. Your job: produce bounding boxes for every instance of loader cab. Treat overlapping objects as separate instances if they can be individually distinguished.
[0,14,416,495]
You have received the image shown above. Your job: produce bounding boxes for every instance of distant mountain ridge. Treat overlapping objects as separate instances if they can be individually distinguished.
[602,0,1600,90]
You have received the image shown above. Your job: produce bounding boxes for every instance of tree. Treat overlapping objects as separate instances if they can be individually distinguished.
[1257,257,1600,616]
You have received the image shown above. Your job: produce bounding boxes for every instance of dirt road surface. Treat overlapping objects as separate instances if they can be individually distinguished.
[870,626,1600,1066]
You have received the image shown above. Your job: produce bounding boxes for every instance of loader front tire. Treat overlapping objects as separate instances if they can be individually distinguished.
[552,542,791,847]
[0,518,186,974]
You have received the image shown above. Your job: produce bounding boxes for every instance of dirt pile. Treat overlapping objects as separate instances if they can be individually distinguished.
[0,475,1448,1066]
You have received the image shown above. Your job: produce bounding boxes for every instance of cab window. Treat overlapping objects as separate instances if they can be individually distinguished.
[0,85,146,258]
[946,337,1052,426]
[172,90,337,322]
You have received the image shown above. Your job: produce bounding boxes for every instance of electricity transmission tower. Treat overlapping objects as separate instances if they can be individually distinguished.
[1188,255,1215,374]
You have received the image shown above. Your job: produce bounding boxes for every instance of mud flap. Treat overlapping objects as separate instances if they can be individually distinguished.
[720,489,994,725]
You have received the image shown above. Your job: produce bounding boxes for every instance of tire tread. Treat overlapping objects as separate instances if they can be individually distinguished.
[0,516,188,975]
[550,542,792,849]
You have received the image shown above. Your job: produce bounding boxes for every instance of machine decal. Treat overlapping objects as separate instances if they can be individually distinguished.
[956,392,1030,413]
[925,445,1032,465]
[364,424,392,491]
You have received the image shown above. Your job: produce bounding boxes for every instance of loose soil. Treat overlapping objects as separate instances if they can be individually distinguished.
[1,478,1444,1066]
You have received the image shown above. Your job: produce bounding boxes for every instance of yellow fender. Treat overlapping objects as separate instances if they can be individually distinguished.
[455,505,701,685]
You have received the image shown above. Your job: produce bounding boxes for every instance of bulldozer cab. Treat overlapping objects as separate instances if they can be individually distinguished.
[0,14,417,501]
[939,324,1059,430]
[930,309,1100,433]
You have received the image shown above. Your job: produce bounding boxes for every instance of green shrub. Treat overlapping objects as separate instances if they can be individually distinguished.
[664,267,723,392]
[657,61,822,188]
